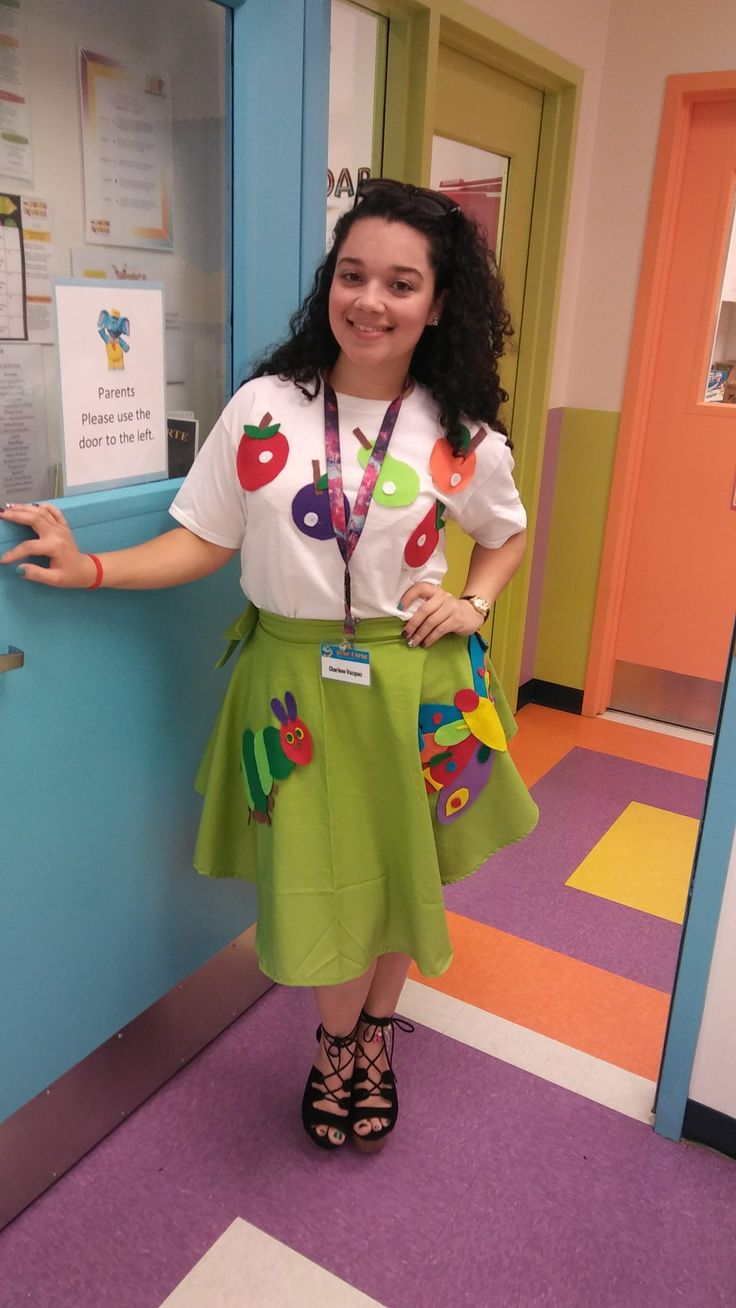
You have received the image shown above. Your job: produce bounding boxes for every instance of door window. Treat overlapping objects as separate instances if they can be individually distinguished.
[0,0,229,504]
[431,136,509,263]
[705,200,736,402]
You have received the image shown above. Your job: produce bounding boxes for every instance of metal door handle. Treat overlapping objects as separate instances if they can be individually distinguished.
[0,645,24,673]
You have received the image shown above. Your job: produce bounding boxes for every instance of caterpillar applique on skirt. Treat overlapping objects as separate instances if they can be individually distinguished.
[194,607,539,987]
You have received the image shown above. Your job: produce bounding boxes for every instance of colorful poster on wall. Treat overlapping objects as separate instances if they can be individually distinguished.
[0,0,33,181]
[79,50,174,251]
[0,192,27,340]
[70,247,183,382]
[54,278,167,494]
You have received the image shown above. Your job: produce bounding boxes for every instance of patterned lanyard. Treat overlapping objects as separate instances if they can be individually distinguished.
[323,378,404,641]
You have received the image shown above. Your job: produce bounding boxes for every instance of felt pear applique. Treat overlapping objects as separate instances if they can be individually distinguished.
[237,411,289,490]
[353,427,419,507]
[430,424,486,495]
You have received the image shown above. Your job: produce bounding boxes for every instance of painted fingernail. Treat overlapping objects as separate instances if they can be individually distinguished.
[397,601,404,611]
[407,639,415,648]
[16,566,26,577]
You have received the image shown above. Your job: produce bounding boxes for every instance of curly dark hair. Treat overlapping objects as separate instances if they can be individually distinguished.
[247,179,513,454]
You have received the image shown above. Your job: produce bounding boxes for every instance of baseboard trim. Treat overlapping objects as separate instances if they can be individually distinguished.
[517,678,584,715]
[682,1099,736,1160]
[0,925,271,1230]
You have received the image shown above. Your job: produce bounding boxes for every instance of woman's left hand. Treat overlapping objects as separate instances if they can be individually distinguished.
[399,582,485,648]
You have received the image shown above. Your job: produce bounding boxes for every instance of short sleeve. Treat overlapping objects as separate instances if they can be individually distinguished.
[444,432,526,548]
[169,391,248,549]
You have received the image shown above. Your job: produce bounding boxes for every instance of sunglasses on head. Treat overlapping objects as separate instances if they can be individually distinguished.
[353,177,460,218]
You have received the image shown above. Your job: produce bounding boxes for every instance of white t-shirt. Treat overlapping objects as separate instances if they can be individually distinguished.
[169,375,526,620]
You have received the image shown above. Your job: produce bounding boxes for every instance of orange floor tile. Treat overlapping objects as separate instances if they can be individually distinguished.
[411,912,670,1081]
[509,703,711,788]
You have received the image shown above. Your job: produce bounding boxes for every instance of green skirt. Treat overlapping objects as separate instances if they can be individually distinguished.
[194,608,538,987]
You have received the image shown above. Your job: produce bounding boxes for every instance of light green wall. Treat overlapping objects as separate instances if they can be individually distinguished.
[534,408,619,689]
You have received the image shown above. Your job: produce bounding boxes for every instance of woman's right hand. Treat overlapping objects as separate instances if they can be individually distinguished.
[0,503,97,588]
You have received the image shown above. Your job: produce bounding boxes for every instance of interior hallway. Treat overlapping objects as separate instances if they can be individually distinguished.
[2,707,734,1308]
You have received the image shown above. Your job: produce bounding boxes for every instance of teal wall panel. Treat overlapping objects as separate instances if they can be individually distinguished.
[655,638,736,1140]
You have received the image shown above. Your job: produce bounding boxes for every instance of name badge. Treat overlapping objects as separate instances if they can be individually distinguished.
[320,643,371,687]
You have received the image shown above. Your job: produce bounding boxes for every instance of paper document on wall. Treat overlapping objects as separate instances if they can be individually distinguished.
[0,0,33,181]
[22,197,54,344]
[0,343,50,503]
[79,50,174,250]
[0,193,27,340]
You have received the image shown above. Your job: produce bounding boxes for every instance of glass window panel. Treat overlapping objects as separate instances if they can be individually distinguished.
[327,0,387,245]
[705,200,736,403]
[0,0,228,503]
[431,136,509,263]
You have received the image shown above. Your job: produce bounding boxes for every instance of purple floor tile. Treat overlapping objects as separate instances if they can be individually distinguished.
[2,987,734,1308]
[446,748,704,991]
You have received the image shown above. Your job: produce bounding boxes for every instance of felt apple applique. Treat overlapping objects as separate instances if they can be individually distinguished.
[291,460,349,540]
[353,427,419,507]
[404,500,446,567]
[237,411,289,490]
[429,424,486,495]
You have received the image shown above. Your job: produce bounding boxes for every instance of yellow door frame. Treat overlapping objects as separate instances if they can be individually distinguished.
[350,0,582,701]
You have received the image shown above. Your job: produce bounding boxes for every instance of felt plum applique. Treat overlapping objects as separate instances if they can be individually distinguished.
[429,424,486,495]
[237,411,289,491]
[404,500,446,567]
[291,460,350,540]
[353,427,419,507]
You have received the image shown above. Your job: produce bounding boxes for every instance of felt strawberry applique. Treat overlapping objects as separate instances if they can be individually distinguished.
[236,412,289,490]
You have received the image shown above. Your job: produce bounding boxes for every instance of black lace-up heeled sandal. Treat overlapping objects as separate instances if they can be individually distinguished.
[349,1011,414,1155]
[301,1022,358,1151]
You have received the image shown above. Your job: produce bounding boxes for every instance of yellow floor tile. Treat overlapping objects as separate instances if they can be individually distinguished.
[565,801,699,923]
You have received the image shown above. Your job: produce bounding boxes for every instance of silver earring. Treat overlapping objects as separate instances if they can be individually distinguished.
[431,316,440,327]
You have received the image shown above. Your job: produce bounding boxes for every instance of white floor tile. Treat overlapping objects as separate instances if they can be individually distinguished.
[584,1058,657,1125]
[600,710,713,744]
[397,977,466,1033]
[159,1218,385,1308]
[402,980,658,1124]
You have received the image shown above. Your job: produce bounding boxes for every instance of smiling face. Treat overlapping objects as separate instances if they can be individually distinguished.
[327,217,444,399]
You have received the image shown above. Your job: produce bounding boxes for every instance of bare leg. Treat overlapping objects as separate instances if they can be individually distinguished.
[307,963,377,1147]
[353,952,412,1140]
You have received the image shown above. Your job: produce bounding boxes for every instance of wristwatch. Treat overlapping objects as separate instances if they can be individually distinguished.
[461,594,491,621]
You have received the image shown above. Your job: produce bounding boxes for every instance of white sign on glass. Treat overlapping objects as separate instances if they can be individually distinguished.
[54,279,167,494]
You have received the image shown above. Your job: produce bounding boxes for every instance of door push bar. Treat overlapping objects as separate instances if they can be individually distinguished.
[0,645,24,673]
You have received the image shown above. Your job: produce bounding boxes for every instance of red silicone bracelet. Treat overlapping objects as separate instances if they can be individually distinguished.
[86,554,104,589]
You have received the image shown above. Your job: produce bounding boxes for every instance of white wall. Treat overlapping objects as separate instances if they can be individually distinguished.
[469,0,613,408]
[689,829,736,1117]
[472,0,736,413]
[566,0,736,412]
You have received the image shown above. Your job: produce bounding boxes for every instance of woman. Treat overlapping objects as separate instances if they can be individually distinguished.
[0,179,538,1154]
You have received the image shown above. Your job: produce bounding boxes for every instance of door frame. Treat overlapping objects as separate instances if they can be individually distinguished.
[352,0,582,700]
[583,72,736,718]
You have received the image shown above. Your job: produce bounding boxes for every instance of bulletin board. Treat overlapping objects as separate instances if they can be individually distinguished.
[0,0,229,504]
